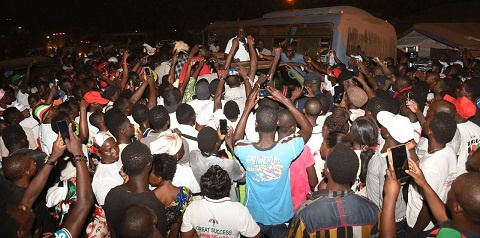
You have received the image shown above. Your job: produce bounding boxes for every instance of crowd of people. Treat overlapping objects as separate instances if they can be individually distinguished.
[1,26,480,238]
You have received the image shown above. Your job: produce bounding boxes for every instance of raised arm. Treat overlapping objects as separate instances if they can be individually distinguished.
[45,86,58,105]
[353,67,376,98]
[129,75,149,104]
[406,99,426,126]
[373,57,396,84]
[119,50,130,89]
[381,160,401,238]
[405,158,448,223]
[146,74,157,109]
[62,124,95,238]
[18,135,66,209]
[266,47,282,88]
[214,69,228,112]
[233,87,259,145]
[167,53,179,85]
[224,38,239,70]
[77,99,89,143]
[20,60,35,94]
[244,35,258,96]
[266,86,312,143]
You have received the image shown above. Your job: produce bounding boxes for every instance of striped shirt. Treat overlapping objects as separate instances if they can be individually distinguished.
[288,189,380,238]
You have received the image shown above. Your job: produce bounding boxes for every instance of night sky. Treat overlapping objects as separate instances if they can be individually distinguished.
[2,0,479,39]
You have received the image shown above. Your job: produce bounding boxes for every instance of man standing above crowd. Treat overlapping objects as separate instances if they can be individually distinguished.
[224,27,250,62]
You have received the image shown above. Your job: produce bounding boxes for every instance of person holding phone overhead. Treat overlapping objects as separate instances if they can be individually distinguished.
[366,110,415,237]
[406,112,458,236]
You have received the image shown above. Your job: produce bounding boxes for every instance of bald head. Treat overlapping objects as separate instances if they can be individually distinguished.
[427,99,456,119]
[452,173,480,224]
[394,76,412,91]
[304,98,322,117]
[426,72,440,86]
[119,204,156,238]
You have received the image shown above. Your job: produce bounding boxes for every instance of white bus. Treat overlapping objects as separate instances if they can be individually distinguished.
[206,6,397,64]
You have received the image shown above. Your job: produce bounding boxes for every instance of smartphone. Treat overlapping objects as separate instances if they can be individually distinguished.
[258,82,269,98]
[387,144,410,184]
[406,92,414,106]
[57,120,70,140]
[301,87,309,96]
[334,85,344,104]
[320,55,328,63]
[219,119,228,135]
[352,65,359,76]
[144,67,151,76]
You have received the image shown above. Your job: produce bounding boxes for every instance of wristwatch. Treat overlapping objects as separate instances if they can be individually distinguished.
[44,156,57,166]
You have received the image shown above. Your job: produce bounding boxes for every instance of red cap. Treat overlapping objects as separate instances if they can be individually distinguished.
[97,62,109,72]
[83,91,109,105]
[443,94,477,119]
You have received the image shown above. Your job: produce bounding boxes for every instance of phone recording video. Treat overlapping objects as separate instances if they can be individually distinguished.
[387,144,410,184]
[334,85,344,104]
[57,120,70,140]
[144,67,151,76]
[219,119,228,135]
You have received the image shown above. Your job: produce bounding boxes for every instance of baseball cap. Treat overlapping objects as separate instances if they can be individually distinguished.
[337,71,354,84]
[33,104,52,124]
[83,91,109,105]
[377,111,414,143]
[304,72,321,82]
[443,94,477,119]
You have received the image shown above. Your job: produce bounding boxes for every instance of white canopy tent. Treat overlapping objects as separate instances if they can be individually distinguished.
[398,23,480,57]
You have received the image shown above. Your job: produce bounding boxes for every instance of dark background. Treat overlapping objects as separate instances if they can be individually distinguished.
[1,0,480,48]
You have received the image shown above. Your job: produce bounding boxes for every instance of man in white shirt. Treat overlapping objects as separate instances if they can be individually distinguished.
[407,112,457,233]
[224,27,250,62]
[90,133,124,206]
[176,104,199,151]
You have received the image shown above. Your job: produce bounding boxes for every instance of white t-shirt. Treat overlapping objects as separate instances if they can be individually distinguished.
[155,61,170,81]
[181,197,260,238]
[187,99,211,118]
[172,164,201,194]
[406,146,457,230]
[0,126,38,157]
[38,123,58,154]
[91,162,124,206]
[224,84,246,111]
[169,112,180,130]
[178,124,199,151]
[306,124,323,154]
[224,37,250,62]
[196,101,227,129]
[15,90,30,107]
[456,121,480,174]
[258,48,272,56]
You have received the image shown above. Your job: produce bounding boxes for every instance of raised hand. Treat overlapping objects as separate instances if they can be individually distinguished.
[384,159,400,199]
[50,134,67,160]
[247,35,255,46]
[405,158,428,188]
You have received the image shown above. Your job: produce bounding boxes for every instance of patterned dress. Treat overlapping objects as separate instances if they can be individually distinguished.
[166,186,193,232]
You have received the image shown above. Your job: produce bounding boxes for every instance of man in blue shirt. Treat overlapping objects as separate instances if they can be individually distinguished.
[233,85,312,238]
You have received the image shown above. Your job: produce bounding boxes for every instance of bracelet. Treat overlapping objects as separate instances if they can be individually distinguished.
[44,156,57,166]
[73,154,87,164]
[255,83,260,88]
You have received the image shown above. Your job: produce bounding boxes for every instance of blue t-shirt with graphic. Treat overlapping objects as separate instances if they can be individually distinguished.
[234,134,304,225]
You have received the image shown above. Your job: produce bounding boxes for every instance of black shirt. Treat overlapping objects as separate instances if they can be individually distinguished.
[104,185,168,237]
